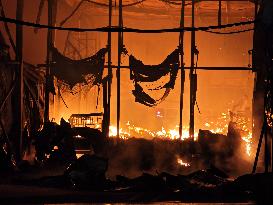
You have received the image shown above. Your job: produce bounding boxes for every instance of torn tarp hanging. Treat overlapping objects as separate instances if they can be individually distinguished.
[130,49,179,107]
[51,47,107,89]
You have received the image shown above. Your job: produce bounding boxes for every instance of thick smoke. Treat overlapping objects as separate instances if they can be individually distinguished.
[101,131,253,179]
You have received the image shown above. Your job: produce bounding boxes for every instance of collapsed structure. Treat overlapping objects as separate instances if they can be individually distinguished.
[0,1,272,202]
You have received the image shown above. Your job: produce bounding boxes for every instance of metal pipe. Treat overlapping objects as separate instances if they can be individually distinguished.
[107,0,112,137]
[44,0,55,123]
[36,63,253,71]
[16,0,24,160]
[179,0,186,140]
[265,124,269,173]
[189,0,195,139]
[117,0,123,138]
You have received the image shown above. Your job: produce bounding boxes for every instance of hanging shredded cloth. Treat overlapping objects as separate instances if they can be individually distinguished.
[130,49,179,107]
[51,47,108,89]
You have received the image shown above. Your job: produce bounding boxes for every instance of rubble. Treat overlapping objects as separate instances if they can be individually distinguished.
[64,154,108,190]
[35,118,76,164]
[11,163,273,203]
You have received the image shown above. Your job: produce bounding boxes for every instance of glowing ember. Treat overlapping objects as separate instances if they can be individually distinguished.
[241,132,252,156]
[53,146,58,150]
[74,135,83,138]
[177,158,190,167]
[108,109,253,157]
[109,126,129,140]
[109,124,198,141]
[76,110,253,156]
[76,153,84,159]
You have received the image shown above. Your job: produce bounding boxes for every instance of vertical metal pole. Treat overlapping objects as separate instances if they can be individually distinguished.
[117,0,122,138]
[44,0,56,123]
[16,0,24,160]
[252,121,264,174]
[34,0,45,33]
[189,0,195,139]
[102,79,108,135]
[252,0,258,142]
[107,0,112,137]
[218,0,222,26]
[56,84,61,122]
[179,0,185,140]
[265,124,269,173]
[270,127,273,173]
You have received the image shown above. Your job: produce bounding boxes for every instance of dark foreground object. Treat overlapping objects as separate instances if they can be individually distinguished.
[0,155,272,204]
[0,173,270,204]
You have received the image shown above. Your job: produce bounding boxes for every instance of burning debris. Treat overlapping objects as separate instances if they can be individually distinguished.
[0,0,273,203]
[107,109,253,158]
[26,113,252,178]
[177,158,190,167]
[8,153,272,203]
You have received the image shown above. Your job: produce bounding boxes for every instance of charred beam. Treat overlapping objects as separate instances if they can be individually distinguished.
[179,0,186,140]
[189,0,196,140]
[106,0,112,137]
[44,0,57,123]
[117,0,123,138]
[15,0,24,161]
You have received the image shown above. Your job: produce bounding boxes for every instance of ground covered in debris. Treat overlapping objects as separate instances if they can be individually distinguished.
[0,152,272,204]
[0,120,271,203]
[0,147,273,203]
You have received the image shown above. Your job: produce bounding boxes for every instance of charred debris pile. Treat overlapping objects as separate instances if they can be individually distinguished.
[1,117,251,176]
[13,154,273,203]
[1,119,271,203]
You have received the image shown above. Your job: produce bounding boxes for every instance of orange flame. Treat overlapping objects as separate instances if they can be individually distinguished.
[177,158,191,167]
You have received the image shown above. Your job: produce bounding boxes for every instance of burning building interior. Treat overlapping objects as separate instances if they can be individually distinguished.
[0,0,273,203]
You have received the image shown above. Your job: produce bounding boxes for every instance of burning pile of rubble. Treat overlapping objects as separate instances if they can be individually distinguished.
[0,117,262,203]
[0,116,252,178]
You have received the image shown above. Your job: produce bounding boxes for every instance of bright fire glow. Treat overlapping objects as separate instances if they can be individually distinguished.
[177,158,191,167]
[109,126,130,140]
[109,124,198,141]
[108,110,253,157]
[241,132,252,156]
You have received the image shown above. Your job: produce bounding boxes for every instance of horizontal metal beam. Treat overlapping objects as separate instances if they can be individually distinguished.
[105,65,254,71]
[34,63,254,71]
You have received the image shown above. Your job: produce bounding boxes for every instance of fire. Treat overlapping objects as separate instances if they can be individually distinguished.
[108,110,253,157]
[109,124,198,141]
[241,132,252,156]
[177,158,190,167]
[109,126,130,140]
[66,110,253,157]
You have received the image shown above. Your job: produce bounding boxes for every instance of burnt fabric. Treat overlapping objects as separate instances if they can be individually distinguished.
[51,47,107,89]
[130,49,179,107]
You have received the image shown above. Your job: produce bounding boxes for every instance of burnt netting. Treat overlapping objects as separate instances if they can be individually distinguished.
[129,49,180,107]
[51,47,108,89]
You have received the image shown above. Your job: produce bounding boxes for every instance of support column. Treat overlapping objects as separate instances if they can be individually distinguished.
[107,0,112,137]
[189,0,195,139]
[252,0,273,173]
[44,0,57,123]
[179,0,185,140]
[270,128,273,173]
[102,79,108,135]
[265,124,269,173]
[117,0,122,138]
[16,0,24,160]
